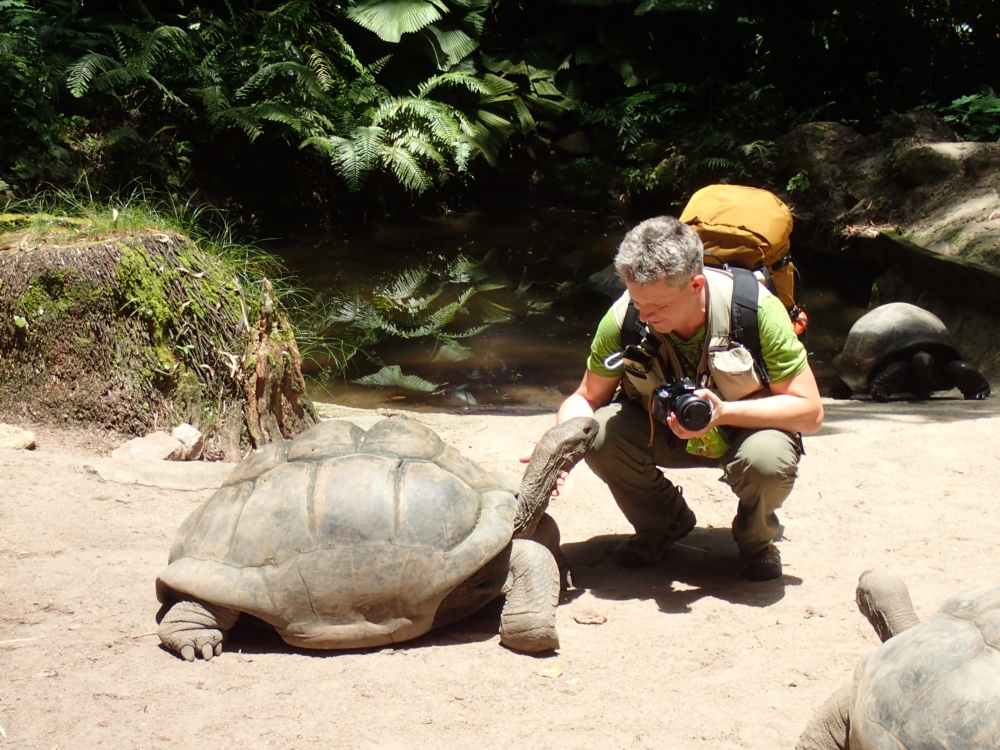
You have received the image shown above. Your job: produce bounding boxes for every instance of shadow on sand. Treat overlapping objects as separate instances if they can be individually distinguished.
[561,526,801,614]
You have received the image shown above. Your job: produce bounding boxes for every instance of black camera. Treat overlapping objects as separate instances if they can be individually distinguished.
[652,378,712,431]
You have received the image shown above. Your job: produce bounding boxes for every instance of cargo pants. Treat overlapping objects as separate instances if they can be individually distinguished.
[584,400,801,555]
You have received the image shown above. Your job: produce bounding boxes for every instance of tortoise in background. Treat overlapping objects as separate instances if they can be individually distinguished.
[797,568,1000,749]
[829,302,990,401]
[156,416,597,660]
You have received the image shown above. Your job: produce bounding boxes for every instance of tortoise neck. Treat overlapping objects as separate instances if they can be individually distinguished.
[514,418,597,539]
[857,568,921,642]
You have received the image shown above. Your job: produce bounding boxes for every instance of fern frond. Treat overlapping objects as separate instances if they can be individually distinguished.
[379,142,432,192]
[66,53,120,96]
[376,266,430,302]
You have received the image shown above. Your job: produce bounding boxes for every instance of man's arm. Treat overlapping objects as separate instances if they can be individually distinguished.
[669,365,825,440]
[557,370,621,423]
[715,365,824,433]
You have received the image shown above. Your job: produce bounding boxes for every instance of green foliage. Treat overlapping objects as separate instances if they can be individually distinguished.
[942,92,1000,141]
[786,171,811,194]
[353,364,442,392]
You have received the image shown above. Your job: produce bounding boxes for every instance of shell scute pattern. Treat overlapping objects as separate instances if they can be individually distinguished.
[395,460,483,550]
[359,418,443,459]
[311,454,399,548]
[169,482,254,565]
[222,441,289,487]
[852,584,1000,749]
[286,419,364,462]
[838,303,960,392]
[160,419,517,646]
[434,444,506,494]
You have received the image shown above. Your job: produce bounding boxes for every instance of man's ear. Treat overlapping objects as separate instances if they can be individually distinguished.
[690,273,707,294]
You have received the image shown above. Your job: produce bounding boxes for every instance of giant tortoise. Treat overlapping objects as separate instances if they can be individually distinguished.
[156,416,597,660]
[829,302,989,402]
[797,568,1000,750]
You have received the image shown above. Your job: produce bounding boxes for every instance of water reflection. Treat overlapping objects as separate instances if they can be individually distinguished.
[271,209,870,412]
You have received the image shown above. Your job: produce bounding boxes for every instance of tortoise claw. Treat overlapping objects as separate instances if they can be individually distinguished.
[181,645,196,662]
[202,643,214,661]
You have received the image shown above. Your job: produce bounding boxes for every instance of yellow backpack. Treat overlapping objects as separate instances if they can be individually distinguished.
[680,184,806,334]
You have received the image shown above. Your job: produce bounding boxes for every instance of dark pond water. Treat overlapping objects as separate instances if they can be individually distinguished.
[271,208,872,412]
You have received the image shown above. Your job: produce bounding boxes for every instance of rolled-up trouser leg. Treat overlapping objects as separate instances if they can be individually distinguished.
[586,401,714,549]
[722,428,801,554]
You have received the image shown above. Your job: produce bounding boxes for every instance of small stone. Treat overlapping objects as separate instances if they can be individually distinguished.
[572,610,607,625]
[0,424,36,450]
[171,423,205,461]
[111,432,184,462]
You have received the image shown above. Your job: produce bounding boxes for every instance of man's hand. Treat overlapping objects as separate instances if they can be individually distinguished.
[519,451,567,497]
[665,388,724,440]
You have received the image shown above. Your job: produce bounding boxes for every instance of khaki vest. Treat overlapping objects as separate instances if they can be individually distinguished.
[615,267,769,413]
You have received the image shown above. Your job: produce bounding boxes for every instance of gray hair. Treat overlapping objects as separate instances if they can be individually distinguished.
[614,216,703,287]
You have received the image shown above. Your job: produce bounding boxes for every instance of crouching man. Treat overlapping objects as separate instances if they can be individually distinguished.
[555,216,823,580]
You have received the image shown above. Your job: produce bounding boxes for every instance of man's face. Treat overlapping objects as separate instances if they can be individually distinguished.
[625,274,706,333]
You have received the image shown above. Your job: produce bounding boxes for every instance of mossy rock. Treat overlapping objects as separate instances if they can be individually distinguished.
[0,231,316,458]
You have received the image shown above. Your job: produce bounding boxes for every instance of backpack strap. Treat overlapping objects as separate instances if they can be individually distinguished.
[622,300,645,349]
[729,267,766,380]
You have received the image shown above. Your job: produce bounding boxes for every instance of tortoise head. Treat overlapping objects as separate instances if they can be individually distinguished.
[514,417,599,538]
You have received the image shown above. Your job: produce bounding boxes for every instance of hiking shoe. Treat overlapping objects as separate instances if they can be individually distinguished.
[613,506,697,568]
[738,542,782,581]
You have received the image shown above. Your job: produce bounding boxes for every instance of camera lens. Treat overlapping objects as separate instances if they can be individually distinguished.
[674,394,712,431]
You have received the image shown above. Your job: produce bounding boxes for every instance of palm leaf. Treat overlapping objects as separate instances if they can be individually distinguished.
[480,298,515,323]
[354,365,442,393]
[345,0,447,43]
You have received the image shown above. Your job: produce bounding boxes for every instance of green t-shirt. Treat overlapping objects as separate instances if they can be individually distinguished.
[586,291,807,383]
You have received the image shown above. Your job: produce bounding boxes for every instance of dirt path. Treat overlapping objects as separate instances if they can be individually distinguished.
[2,397,999,749]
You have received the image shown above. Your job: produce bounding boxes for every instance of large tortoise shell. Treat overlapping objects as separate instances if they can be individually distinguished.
[850,584,1000,748]
[155,418,517,649]
[834,303,961,392]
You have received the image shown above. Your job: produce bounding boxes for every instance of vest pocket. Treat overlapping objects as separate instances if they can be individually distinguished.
[623,344,668,399]
[709,346,765,401]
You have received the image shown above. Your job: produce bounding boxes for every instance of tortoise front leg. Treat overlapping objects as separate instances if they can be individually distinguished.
[869,360,909,402]
[945,359,991,400]
[159,599,240,661]
[530,512,572,590]
[500,539,560,653]
[795,683,852,750]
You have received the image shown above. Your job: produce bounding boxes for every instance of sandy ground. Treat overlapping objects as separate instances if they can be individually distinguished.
[2,396,999,750]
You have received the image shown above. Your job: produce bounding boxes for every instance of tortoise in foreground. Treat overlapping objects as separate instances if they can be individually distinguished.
[797,568,1000,750]
[156,416,597,660]
[829,302,990,402]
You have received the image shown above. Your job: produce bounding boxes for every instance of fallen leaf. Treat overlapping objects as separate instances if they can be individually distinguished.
[573,610,607,625]
[386,395,407,402]
[539,665,564,678]
[785,681,798,687]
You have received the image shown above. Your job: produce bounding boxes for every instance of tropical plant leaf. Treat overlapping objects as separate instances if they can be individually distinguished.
[480,298,515,323]
[345,0,447,43]
[353,364,442,392]
[432,341,472,361]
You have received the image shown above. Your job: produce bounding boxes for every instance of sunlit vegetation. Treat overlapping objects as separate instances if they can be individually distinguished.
[3,0,997,221]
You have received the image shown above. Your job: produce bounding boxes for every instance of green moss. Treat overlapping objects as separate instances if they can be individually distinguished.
[114,241,181,331]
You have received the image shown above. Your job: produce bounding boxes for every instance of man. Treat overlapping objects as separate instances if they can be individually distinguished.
[554,215,823,581]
